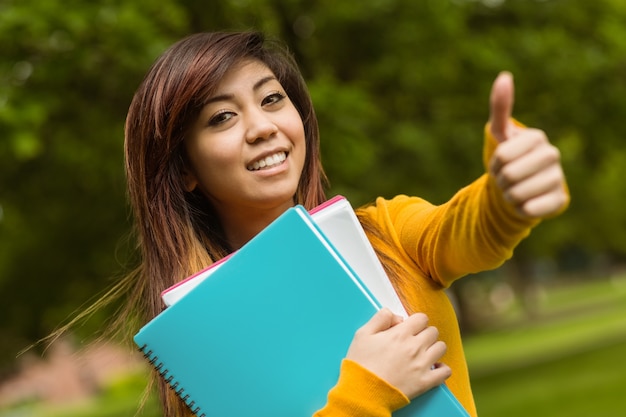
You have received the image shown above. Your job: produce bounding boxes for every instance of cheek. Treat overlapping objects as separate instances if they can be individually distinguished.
[293,122,307,163]
[288,121,307,173]
[284,111,306,148]
[187,137,239,185]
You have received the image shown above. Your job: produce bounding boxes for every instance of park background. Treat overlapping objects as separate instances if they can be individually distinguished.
[1,0,626,415]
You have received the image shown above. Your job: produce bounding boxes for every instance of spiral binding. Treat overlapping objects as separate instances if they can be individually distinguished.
[138,344,206,417]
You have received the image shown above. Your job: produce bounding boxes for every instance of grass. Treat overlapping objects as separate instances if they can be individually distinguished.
[466,276,626,417]
[471,338,626,417]
[2,276,625,417]
[0,372,160,417]
[463,276,626,374]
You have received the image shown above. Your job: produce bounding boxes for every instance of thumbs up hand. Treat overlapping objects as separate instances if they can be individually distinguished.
[488,72,569,218]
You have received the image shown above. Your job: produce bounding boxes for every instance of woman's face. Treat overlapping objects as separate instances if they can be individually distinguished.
[184,59,306,218]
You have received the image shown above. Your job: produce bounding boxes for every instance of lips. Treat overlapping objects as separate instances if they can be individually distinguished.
[247,151,287,171]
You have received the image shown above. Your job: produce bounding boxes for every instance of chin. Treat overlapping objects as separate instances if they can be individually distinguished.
[252,190,297,210]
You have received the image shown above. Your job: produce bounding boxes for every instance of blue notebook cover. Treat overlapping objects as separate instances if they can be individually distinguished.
[134,206,468,417]
[161,195,407,316]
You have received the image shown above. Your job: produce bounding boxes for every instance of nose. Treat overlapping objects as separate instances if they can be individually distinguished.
[245,108,278,144]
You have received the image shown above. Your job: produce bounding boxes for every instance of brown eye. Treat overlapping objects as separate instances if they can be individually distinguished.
[208,110,235,126]
[262,92,285,106]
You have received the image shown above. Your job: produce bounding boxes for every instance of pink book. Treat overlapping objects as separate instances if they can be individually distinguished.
[160,196,406,317]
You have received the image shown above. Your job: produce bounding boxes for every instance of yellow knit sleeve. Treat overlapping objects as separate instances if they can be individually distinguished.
[313,359,409,417]
[364,120,542,287]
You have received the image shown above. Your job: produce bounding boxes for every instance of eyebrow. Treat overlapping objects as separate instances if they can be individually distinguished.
[205,75,278,105]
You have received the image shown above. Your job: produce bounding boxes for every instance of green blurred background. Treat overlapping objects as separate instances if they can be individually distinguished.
[1,0,626,416]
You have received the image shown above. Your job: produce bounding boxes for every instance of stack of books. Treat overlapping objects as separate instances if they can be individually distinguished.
[134,196,469,417]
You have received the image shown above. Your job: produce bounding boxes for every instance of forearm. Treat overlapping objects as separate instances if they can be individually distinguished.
[313,360,409,417]
[424,173,539,283]
[399,124,542,285]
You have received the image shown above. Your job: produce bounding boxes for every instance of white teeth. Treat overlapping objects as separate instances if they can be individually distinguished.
[248,152,287,171]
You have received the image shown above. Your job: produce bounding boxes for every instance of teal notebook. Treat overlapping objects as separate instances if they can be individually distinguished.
[134,205,469,417]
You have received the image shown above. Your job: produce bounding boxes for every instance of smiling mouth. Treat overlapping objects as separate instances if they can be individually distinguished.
[247,151,287,171]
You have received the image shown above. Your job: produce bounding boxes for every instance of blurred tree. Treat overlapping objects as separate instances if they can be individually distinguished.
[2,0,626,370]
[0,0,188,370]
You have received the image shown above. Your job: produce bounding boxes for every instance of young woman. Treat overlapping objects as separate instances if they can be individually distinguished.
[123,31,568,416]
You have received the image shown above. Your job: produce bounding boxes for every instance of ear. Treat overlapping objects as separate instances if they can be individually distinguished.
[183,170,199,192]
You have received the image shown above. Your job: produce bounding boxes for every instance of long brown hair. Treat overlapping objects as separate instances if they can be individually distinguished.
[124,31,328,416]
[36,30,406,417]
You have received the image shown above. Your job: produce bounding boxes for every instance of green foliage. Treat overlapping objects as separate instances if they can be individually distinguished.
[2,0,626,374]
[0,0,187,366]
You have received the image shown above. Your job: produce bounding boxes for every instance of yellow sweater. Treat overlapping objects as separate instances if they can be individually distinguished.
[314,127,541,417]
